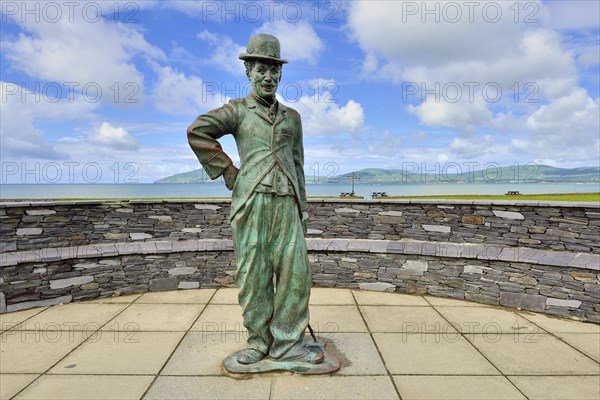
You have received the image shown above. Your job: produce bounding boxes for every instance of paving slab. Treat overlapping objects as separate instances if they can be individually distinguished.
[191,304,245,332]
[373,333,499,375]
[508,376,600,400]
[0,308,46,331]
[86,294,141,304]
[324,333,387,376]
[103,303,204,331]
[518,311,600,333]
[423,296,491,307]
[145,376,272,400]
[424,295,485,307]
[393,375,526,400]
[161,331,246,376]
[554,333,600,362]
[434,306,539,334]
[358,282,395,291]
[137,289,215,304]
[49,331,184,375]
[14,303,126,331]
[353,290,428,306]
[270,375,399,400]
[0,328,87,373]
[310,305,368,333]
[310,288,355,305]
[14,375,154,400]
[360,306,458,333]
[467,333,600,375]
[3,287,600,399]
[210,288,240,304]
[0,374,39,399]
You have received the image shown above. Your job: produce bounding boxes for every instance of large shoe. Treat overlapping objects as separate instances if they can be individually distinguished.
[237,348,266,365]
[277,345,325,364]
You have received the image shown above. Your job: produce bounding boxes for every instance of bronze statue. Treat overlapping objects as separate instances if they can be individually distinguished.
[187,34,339,374]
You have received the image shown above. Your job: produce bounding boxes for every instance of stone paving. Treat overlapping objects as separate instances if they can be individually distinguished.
[0,288,598,400]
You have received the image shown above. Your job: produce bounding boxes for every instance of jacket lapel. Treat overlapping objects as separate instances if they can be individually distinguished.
[247,95,287,127]
[273,103,287,128]
[247,95,273,125]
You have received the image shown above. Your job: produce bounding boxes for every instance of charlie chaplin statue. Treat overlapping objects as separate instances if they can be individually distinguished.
[188,34,336,372]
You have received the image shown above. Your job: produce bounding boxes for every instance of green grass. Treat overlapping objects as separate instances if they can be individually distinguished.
[0,197,228,201]
[380,193,600,202]
[1,193,597,202]
[0,195,364,202]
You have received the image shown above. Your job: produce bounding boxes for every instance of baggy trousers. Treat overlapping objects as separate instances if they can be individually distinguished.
[231,191,311,359]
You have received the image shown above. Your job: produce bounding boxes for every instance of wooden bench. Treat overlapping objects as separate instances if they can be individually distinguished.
[372,192,389,199]
[340,192,355,197]
[506,191,521,195]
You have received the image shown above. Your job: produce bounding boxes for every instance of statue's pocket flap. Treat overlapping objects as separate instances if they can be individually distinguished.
[280,128,293,137]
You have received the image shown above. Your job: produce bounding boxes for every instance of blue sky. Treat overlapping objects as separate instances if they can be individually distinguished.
[1,0,599,183]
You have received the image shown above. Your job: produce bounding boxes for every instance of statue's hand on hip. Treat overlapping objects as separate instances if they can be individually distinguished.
[224,164,239,190]
[301,210,309,236]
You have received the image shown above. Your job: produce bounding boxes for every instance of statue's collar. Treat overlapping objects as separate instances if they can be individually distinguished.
[248,93,279,109]
[246,94,287,125]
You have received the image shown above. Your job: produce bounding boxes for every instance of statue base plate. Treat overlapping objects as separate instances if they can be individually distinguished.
[223,340,340,375]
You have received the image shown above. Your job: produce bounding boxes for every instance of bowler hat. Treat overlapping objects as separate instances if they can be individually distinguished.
[239,34,288,64]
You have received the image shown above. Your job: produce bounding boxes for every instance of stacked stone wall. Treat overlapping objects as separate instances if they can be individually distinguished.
[1,200,598,253]
[1,200,598,322]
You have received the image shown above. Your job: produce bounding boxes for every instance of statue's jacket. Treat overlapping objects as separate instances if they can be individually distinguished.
[187,94,307,219]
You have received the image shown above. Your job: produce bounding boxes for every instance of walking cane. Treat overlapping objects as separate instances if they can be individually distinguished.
[307,323,318,342]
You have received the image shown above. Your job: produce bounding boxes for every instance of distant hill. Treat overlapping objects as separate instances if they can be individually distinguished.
[155,165,600,184]
[330,165,600,184]
[155,169,221,184]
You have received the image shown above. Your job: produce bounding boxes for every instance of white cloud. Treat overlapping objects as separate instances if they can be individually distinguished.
[563,33,600,69]
[347,1,578,99]
[347,0,596,110]
[89,122,140,151]
[449,135,496,159]
[437,153,449,162]
[159,1,216,16]
[361,52,379,76]
[347,1,598,166]
[192,25,324,85]
[0,81,96,160]
[527,89,598,132]
[47,140,205,183]
[152,65,227,116]
[196,30,246,75]
[544,1,600,30]
[577,46,600,68]
[282,95,365,137]
[254,20,323,64]
[2,8,164,103]
[407,98,494,132]
[367,130,402,157]
[368,28,577,100]
[510,139,529,152]
[348,0,542,66]
[518,89,600,163]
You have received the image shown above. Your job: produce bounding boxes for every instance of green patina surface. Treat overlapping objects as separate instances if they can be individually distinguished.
[186,34,328,369]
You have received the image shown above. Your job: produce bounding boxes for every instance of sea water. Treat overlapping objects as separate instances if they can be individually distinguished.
[1,182,598,200]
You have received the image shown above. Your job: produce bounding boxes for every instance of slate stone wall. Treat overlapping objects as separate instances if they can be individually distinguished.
[306,200,600,254]
[1,249,236,312]
[1,199,598,253]
[1,239,598,322]
[309,251,599,322]
[0,200,232,252]
[1,200,598,322]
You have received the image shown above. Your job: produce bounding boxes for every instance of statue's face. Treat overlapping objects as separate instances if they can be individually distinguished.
[249,61,281,100]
